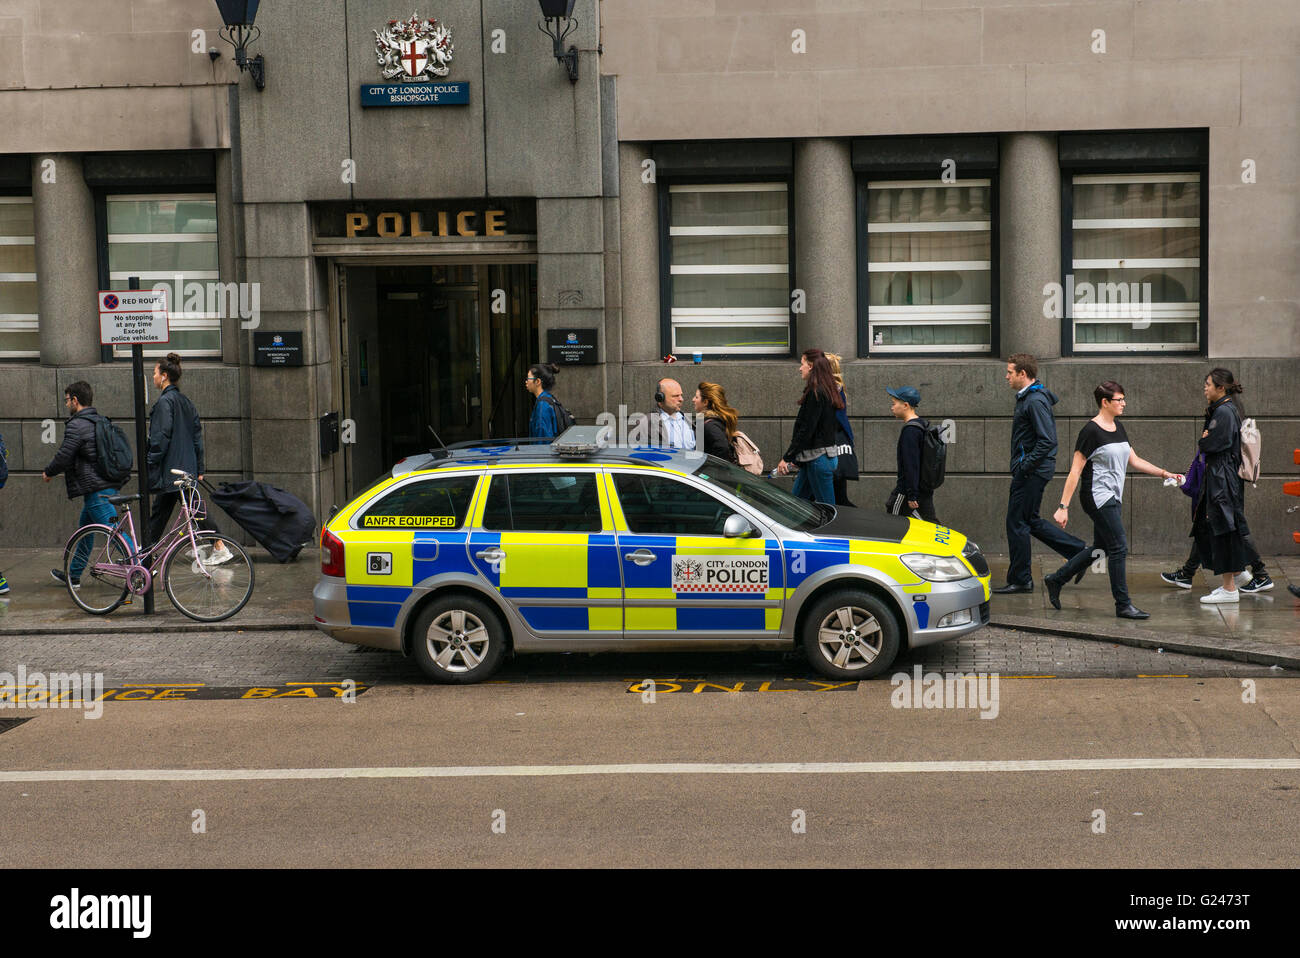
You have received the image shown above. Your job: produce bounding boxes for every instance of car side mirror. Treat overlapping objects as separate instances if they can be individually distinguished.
[723,513,755,538]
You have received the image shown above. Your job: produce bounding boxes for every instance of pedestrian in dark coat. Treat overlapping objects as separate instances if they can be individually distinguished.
[995,353,1085,594]
[43,380,129,584]
[1193,368,1248,604]
[147,353,224,548]
[774,348,842,505]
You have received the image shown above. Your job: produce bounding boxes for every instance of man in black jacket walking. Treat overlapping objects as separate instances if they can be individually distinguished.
[995,354,1085,593]
[43,381,129,586]
[885,386,938,522]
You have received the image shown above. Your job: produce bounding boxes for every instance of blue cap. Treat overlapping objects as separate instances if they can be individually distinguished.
[887,386,921,407]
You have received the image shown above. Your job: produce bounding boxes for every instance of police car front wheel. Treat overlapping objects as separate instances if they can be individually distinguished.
[410,595,507,684]
[803,590,900,680]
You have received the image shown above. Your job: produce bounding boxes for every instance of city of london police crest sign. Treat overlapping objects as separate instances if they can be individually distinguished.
[374,12,453,81]
[362,12,468,106]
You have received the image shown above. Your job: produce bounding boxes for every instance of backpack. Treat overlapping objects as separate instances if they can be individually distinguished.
[1238,417,1261,484]
[539,394,576,436]
[0,431,8,489]
[89,414,134,486]
[731,430,764,476]
[909,418,948,492]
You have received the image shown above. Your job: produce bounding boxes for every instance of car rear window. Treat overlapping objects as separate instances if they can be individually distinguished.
[358,475,479,530]
[481,472,602,532]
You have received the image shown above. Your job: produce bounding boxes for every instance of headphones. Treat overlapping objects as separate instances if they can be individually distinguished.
[654,384,665,404]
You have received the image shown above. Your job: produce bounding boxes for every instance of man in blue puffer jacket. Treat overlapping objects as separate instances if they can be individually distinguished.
[995,354,1085,594]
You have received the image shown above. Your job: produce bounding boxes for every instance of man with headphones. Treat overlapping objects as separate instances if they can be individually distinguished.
[649,378,696,451]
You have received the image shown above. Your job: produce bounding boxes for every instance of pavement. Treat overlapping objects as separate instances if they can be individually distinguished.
[0,544,1297,666]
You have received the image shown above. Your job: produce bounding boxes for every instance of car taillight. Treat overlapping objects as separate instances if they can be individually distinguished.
[321,530,345,577]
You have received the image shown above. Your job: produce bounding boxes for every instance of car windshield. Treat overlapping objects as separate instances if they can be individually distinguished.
[692,458,828,532]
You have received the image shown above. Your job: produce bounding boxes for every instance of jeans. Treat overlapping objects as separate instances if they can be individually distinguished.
[1006,472,1085,586]
[1050,500,1130,609]
[792,454,838,505]
[69,488,135,578]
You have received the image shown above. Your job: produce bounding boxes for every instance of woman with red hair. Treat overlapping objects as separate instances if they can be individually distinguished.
[774,348,844,504]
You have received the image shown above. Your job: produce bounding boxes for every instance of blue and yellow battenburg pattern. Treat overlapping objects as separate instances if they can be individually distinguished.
[329,463,989,635]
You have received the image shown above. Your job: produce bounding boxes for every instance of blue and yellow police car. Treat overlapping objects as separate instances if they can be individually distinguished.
[313,427,991,683]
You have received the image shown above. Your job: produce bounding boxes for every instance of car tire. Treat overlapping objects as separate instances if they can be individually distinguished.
[802,589,901,680]
[410,593,508,684]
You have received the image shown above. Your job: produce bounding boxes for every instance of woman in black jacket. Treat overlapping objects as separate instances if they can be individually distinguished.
[774,348,843,504]
[1194,368,1248,604]
[691,382,739,462]
[147,353,226,552]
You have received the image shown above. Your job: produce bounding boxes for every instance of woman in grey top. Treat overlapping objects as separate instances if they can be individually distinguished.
[1045,381,1179,620]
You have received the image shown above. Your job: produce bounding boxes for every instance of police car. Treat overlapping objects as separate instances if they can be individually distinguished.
[313,427,991,684]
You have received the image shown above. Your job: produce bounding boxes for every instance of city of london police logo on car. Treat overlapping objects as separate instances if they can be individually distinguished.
[374,12,454,80]
[672,556,769,593]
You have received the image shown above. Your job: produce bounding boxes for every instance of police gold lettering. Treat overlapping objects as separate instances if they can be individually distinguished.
[377,212,403,237]
[437,211,449,236]
[409,211,432,238]
[456,211,477,236]
[345,213,369,237]
[484,210,506,235]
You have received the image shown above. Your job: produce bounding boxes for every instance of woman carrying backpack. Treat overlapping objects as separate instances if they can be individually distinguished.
[691,382,739,462]
[147,353,229,558]
[526,363,565,441]
[1189,368,1251,604]
[825,353,858,507]
[774,348,843,504]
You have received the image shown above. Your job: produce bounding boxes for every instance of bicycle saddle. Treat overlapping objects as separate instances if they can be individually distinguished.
[106,493,141,505]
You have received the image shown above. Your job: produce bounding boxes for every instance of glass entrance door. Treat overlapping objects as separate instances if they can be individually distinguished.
[340,262,538,496]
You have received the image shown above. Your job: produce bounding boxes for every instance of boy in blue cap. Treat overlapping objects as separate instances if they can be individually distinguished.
[886,386,938,522]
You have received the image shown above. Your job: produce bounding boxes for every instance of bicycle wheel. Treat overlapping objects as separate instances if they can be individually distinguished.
[163,532,255,622]
[63,526,132,615]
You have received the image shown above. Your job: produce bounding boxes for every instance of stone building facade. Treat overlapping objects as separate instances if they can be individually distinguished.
[1,0,1296,556]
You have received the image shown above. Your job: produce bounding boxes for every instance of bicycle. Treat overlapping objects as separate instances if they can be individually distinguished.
[61,469,255,622]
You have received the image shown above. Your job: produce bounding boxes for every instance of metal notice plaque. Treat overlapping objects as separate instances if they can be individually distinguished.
[253,332,304,367]
[547,328,598,365]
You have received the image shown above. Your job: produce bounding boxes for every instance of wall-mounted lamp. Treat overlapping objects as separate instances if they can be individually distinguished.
[215,0,266,91]
[537,0,579,84]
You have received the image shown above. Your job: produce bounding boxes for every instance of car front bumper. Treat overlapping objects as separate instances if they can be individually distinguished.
[904,575,992,649]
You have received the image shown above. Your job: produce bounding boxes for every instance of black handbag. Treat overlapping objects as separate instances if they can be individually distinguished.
[833,421,860,481]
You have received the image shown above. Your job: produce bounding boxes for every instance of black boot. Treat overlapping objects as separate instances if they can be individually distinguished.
[1116,604,1149,620]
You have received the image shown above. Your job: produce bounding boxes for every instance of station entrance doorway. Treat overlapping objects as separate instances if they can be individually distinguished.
[338,262,537,495]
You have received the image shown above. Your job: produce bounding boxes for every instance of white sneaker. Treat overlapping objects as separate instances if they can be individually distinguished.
[1235,571,1253,587]
[1200,587,1240,604]
[206,543,234,566]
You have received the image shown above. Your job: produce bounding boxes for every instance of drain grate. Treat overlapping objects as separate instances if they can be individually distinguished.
[0,717,33,735]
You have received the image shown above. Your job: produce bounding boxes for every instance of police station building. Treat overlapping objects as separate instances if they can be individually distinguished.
[1,0,1296,555]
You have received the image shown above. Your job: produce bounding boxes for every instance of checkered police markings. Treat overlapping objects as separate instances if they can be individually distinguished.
[4,757,1300,784]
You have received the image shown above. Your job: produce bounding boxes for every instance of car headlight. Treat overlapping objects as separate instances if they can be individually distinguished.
[962,540,980,558]
[901,553,973,582]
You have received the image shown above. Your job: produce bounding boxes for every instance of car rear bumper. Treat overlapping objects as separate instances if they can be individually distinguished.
[312,576,404,652]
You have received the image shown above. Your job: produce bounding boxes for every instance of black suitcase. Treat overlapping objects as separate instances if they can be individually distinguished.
[207,480,317,563]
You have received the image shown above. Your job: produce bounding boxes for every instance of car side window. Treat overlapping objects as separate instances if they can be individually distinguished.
[358,475,479,530]
[613,473,730,536]
[481,472,602,533]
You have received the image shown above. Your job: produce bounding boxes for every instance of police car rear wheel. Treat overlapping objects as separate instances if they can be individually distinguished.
[803,591,900,680]
[411,596,506,684]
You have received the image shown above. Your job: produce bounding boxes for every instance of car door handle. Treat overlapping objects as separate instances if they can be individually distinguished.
[624,549,656,565]
[475,548,506,561]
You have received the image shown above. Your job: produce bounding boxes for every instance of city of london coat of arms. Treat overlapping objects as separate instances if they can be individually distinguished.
[374,12,454,81]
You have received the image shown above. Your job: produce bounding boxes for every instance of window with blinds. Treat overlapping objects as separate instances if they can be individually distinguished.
[1070,173,1201,352]
[865,179,993,354]
[107,193,221,358]
[0,197,38,359]
[667,182,791,355]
